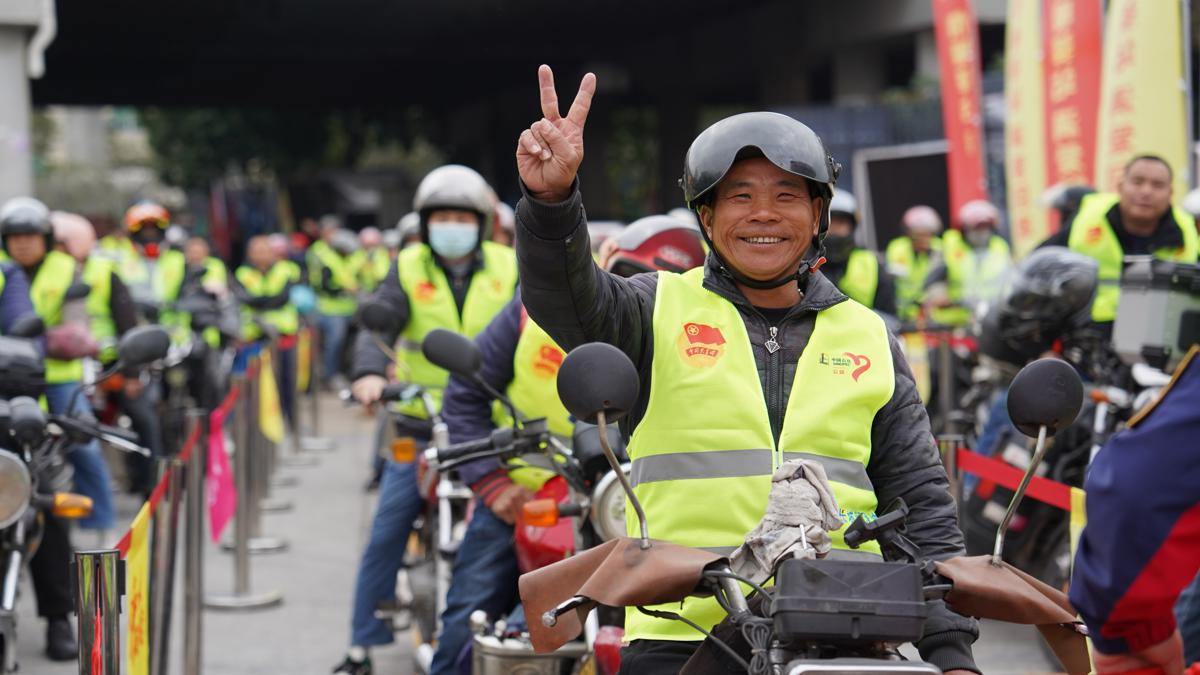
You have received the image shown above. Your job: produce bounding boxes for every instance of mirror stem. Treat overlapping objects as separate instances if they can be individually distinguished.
[596,410,650,549]
[992,424,1049,566]
[370,333,399,363]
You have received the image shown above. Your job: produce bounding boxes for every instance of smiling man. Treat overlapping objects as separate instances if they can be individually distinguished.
[1040,155,1198,325]
[514,65,978,674]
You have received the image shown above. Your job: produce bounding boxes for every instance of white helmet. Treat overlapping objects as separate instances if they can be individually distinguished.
[829,188,858,225]
[1183,188,1200,218]
[413,165,494,233]
[902,205,943,235]
[495,201,515,235]
[397,211,421,241]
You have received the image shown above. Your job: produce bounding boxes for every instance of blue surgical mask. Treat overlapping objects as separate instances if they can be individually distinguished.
[427,221,479,259]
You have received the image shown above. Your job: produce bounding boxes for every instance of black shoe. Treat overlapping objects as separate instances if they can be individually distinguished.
[364,473,381,492]
[45,616,77,661]
[332,655,372,674]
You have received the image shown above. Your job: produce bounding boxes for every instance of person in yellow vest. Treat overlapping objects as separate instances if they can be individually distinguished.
[886,205,943,321]
[157,236,231,350]
[513,68,978,674]
[98,202,171,307]
[50,211,165,497]
[356,226,390,292]
[308,217,361,388]
[333,165,517,675]
[1039,155,1199,331]
[822,188,896,316]
[922,199,1013,327]
[0,253,80,661]
[0,198,117,540]
[234,235,303,429]
[426,214,707,675]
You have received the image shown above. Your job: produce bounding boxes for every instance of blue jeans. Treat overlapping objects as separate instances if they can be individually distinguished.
[316,313,350,382]
[45,382,115,530]
[430,501,519,675]
[350,458,425,647]
[1178,572,1200,664]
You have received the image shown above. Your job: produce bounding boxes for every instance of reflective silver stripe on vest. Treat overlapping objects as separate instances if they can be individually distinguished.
[629,449,873,492]
[398,338,422,352]
[699,545,737,556]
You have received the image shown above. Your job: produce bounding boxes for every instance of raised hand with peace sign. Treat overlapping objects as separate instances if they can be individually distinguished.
[516,65,597,203]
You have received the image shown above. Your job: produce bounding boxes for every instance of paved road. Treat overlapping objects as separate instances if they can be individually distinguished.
[16,392,1063,674]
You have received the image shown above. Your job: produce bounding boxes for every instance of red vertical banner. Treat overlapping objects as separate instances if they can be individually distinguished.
[1042,0,1103,195]
[932,0,989,222]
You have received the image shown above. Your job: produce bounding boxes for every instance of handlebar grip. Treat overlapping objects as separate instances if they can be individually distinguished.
[379,383,417,403]
[435,436,495,464]
[96,423,140,444]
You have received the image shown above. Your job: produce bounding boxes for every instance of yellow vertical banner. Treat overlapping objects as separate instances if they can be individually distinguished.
[902,332,932,404]
[296,327,312,393]
[125,503,151,675]
[1005,0,1050,258]
[259,349,285,444]
[1094,0,1189,196]
[1068,487,1087,567]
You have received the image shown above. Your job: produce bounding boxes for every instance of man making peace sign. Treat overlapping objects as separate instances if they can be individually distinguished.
[513,65,979,674]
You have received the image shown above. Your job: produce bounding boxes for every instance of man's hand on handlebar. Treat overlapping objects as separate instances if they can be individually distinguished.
[351,375,388,412]
[490,483,535,526]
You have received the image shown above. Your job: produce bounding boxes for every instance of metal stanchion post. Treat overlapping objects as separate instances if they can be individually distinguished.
[261,342,299,504]
[149,457,185,675]
[937,336,955,436]
[75,549,122,674]
[183,410,206,675]
[937,434,965,509]
[278,338,320,467]
[223,358,288,554]
[208,372,284,610]
[301,325,336,452]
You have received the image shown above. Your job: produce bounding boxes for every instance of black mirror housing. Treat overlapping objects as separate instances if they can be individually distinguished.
[117,325,171,369]
[557,343,639,425]
[421,328,482,380]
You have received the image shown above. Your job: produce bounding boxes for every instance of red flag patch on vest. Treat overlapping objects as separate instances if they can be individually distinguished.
[532,344,565,378]
[414,281,437,303]
[678,322,726,367]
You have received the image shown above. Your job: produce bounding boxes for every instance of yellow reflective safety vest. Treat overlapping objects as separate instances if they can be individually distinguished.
[97,235,152,288]
[836,249,880,308]
[1067,193,1199,322]
[157,250,228,347]
[933,230,1011,326]
[626,267,893,641]
[83,256,117,363]
[308,241,360,316]
[497,312,575,490]
[30,251,85,383]
[237,262,300,340]
[885,236,941,321]
[359,247,391,291]
[394,242,517,418]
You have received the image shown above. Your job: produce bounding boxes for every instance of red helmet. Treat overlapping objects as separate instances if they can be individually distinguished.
[123,202,170,233]
[606,215,706,276]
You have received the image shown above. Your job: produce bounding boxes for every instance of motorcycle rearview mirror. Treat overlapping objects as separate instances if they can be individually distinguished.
[422,328,525,426]
[557,343,650,548]
[8,396,46,448]
[358,301,400,335]
[993,358,1084,564]
[116,325,172,369]
[7,314,44,339]
[422,328,482,380]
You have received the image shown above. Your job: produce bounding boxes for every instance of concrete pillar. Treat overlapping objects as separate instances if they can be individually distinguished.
[0,26,32,201]
[832,47,886,105]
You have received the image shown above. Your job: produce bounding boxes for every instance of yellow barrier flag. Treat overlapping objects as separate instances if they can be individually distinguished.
[1094,0,1190,196]
[902,332,932,404]
[259,349,285,444]
[1004,0,1050,258]
[1068,487,1087,569]
[296,328,312,394]
[125,502,151,675]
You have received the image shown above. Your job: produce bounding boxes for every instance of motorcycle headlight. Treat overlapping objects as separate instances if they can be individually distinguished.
[0,450,32,529]
[590,464,631,542]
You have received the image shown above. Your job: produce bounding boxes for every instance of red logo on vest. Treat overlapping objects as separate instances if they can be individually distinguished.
[678,322,726,367]
[1085,226,1104,244]
[843,352,872,381]
[532,344,565,379]
[414,281,437,303]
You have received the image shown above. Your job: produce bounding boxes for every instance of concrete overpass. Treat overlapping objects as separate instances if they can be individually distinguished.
[5,0,1008,210]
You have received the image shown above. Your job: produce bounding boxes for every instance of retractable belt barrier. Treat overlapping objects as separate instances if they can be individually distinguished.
[75,334,320,674]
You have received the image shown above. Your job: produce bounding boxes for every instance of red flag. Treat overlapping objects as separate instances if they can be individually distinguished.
[207,406,237,543]
[684,323,725,345]
[932,0,989,219]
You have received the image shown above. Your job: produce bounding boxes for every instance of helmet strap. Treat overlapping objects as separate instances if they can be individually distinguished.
[697,223,818,291]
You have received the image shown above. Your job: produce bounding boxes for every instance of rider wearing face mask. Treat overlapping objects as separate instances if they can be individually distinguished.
[337,165,517,675]
[923,200,1013,326]
[820,189,896,316]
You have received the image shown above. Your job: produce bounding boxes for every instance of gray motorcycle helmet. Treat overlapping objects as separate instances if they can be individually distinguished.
[680,112,840,289]
[413,165,495,243]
